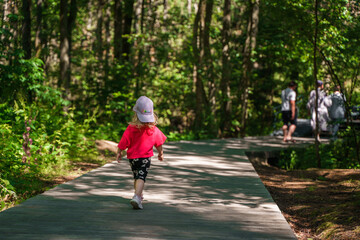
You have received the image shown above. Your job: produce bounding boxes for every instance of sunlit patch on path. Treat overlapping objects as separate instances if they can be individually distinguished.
[0,136,307,239]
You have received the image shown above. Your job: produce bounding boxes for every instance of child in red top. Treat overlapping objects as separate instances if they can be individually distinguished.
[116,96,167,210]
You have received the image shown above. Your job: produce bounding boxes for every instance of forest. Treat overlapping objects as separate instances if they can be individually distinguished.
[1,0,360,210]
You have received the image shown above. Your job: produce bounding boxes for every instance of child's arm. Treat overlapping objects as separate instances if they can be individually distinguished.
[155,145,164,161]
[116,148,122,163]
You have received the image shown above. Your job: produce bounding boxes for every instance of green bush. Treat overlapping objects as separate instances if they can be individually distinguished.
[278,131,360,170]
[0,55,106,210]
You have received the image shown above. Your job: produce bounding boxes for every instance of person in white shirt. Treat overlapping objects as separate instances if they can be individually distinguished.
[281,81,297,143]
[306,80,332,141]
[329,85,346,139]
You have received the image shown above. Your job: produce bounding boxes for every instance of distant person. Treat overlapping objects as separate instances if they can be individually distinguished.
[116,96,167,210]
[281,81,297,143]
[306,80,332,141]
[329,85,346,140]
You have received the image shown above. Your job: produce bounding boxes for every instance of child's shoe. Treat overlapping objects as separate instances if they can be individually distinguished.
[130,195,143,210]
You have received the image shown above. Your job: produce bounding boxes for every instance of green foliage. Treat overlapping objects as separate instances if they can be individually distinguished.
[0,49,103,210]
[0,0,359,215]
[1,0,360,199]
[278,130,360,170]
[166,131,197,141]
[0,175,17,210]
[278,149,299,171]
[1,0,359,141]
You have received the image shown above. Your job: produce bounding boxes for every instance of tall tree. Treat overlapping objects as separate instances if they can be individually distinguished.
[104,1,111,84]
[192,0,208,133]
[147,0,158,66]
[59,0,69,91]
[21,0,31,59]
[133,0,146,98]
[122,0,135,61]
[95,0,106,105]
[35,0,43,58]
[187,0,192,15]
[95,0,104,62]
[203,0,215,117]
[114,0,123,60]
[220,0,231,136]
[67,0,77,67]
[313,0,321,167]
[59,0,77,100]
[240,0,259,137]
[10,1,20,56]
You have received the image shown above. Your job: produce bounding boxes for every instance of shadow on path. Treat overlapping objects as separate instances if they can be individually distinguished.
[0,137,301,239]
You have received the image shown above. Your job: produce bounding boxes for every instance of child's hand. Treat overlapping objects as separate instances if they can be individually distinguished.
[155,145,164,161]
[116,149,122,163]
[158,152,164,161]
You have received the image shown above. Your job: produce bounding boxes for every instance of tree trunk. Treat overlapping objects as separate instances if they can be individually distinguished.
[101,1,111,107]
[187,0,192,15]
[192,0,208,134]
[148,0,156,65]
[203,0,213,62]
[104,1,111,83]
[59,0,70,90]
[95,0,105,105]
[96,0,104,62]
[9,1,20,57]
[114,0,123,60]
[35,0,43,58]
[203,0,215,119]
[21,0,31,59]
[59,0,77,100]
[67,0,77,82]
[240,0,259,137]
[42,1,50,74]
[220,0,232,136]
[134,0,145,98]
[313,0,321,167]
[192,0,202,130]
[122,0,135,61]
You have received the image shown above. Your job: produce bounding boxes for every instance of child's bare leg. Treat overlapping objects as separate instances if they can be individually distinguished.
[134,179,145,198]
[133,180,144,199]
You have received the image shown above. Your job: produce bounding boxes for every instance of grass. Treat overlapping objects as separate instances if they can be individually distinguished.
[0,146,111,212]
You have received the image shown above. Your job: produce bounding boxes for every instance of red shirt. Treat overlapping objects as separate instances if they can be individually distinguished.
[118,125,167,159]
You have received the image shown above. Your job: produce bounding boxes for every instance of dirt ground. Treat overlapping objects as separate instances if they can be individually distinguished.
[252,163,360,240]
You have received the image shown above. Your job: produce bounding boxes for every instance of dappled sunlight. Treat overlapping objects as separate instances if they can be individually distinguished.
[162,156,257,178]
[0,138,297,239]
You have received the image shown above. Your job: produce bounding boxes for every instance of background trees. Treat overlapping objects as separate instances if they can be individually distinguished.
[0,0,360,204]
[2,0,359,136]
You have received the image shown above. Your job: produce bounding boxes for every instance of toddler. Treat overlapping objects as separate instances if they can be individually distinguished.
[116,96,167,210]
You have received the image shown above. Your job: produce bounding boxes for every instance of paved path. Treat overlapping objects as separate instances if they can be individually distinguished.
[0,136,315,239]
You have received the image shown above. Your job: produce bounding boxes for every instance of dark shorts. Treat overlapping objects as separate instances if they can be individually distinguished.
[282,110,297,126]
[129,157,151,182]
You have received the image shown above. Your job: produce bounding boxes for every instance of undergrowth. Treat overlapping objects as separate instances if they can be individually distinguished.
[277,131,360,170]
[0,58,109,211]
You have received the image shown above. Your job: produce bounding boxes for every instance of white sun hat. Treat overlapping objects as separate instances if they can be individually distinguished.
[133,96,155,123]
